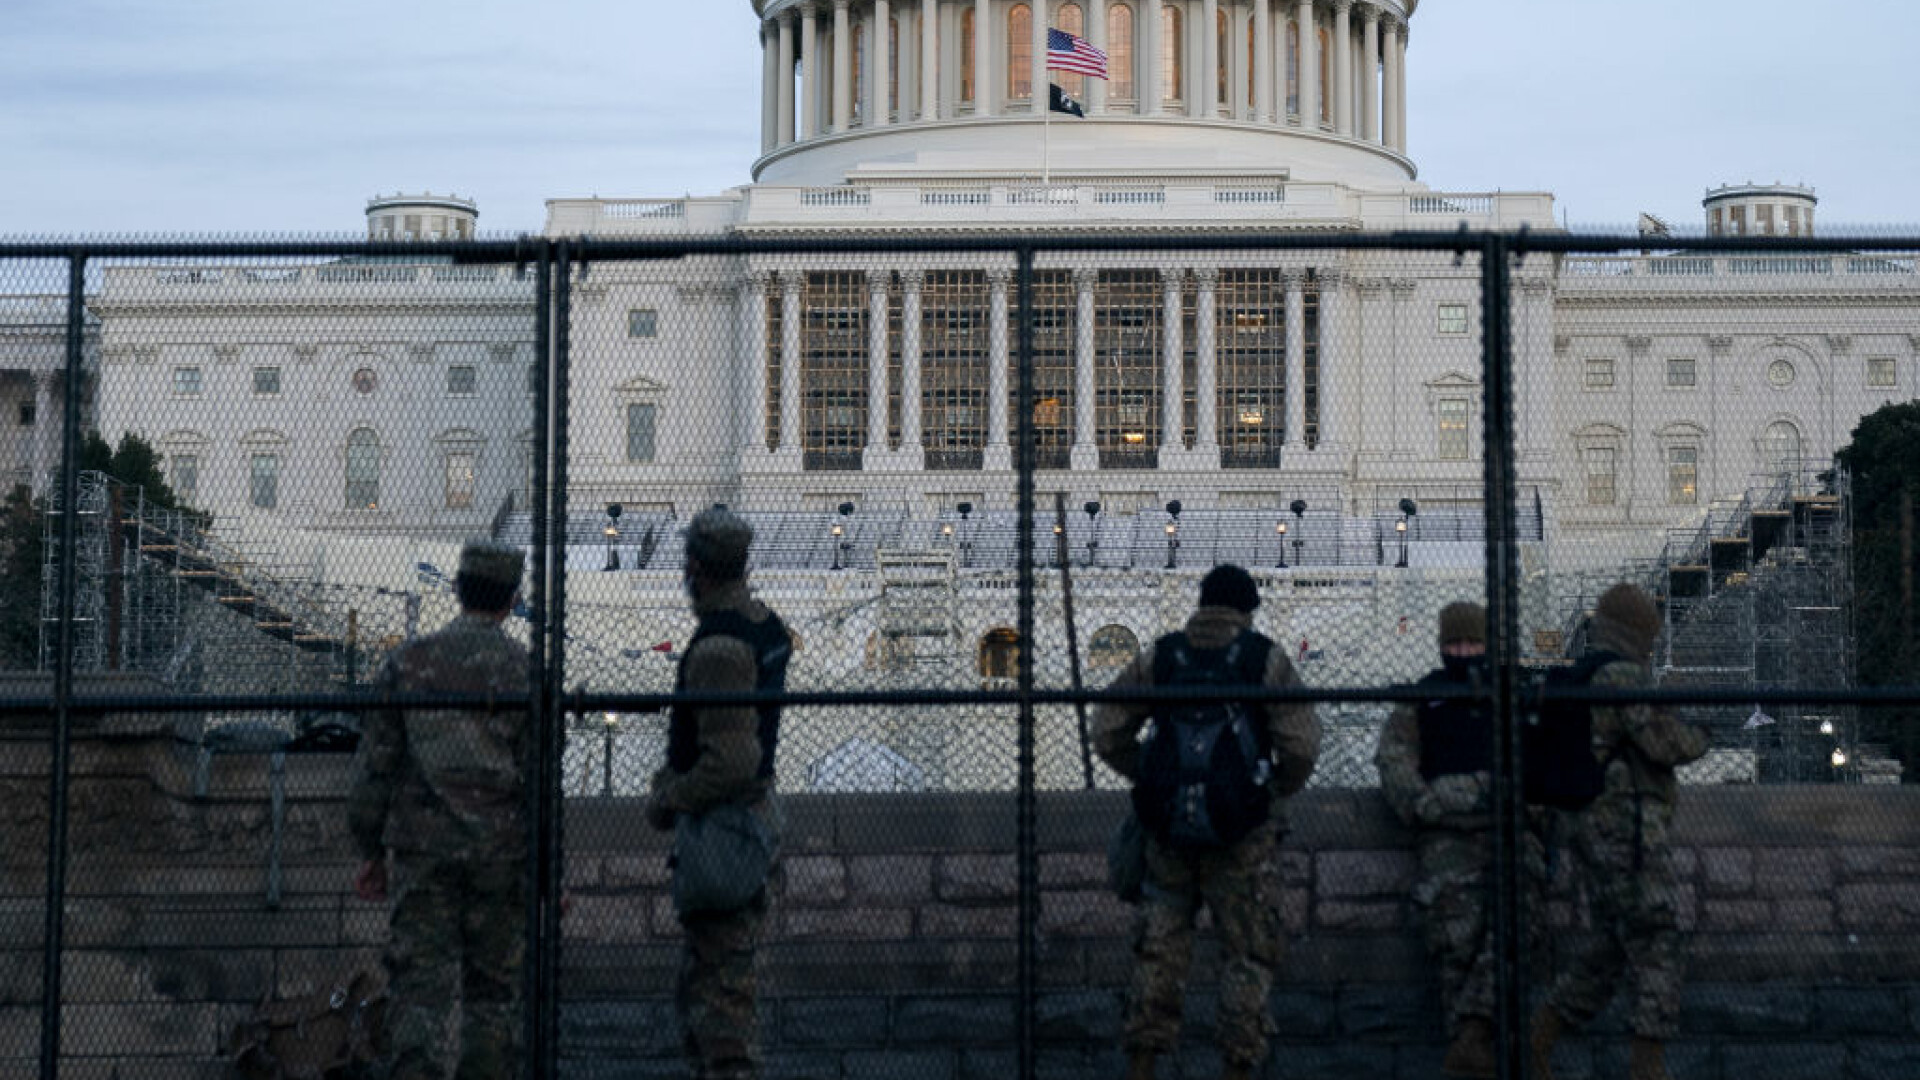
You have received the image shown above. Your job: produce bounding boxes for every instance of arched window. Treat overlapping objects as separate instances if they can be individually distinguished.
[979,628,1022,679]
[1218,9,1230,109]
[1057,4,1087,96]
[853,23,866,124]
[1160,6,1182,106]
[1009,4,1032,101]
[1108,4,1135,102]
[1246,15,1256,109]
[1089,625,1140,670]
[1318,27,1331,123]
[1285,21,1299,117]
[345,428,380,510]
[1764,420,1802,476]
[961,8,976,104]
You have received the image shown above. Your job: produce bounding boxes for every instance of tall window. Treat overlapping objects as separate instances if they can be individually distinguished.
[1108,4,1135,101]
[1584,447,1617,506]
[444,450,475,509]
[889,17,900,116]
[170,454,199,503]
[1216,10,1229,108]
[1216,271,1286,469]
[249,453,279,510]
[1318,28,1331,123]
[1764,420,1801,475]
[1028,271,1076,470]
[922,271,990,471]
[1667,446,1698,505]
[1438,399,1470,461]
[1285,21,1299,116]
[1056,4,1086,96]
[801,272,868,471]
[626,403,657,463]
[1008,4,1032,100]
[854,22,867,122]
[345,428,380,510]
[1095,271,1163,469]
[1160,6,1182,106]
[961,9,976,104]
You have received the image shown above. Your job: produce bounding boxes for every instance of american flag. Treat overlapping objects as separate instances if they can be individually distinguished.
[1046,28,1109,80]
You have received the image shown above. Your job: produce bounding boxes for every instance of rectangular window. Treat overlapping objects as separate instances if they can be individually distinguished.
[444,451,475,509]
[446,365,477,395]
[1437,399,1470,461]
[628,309,658,338]
[1584,447,1616,506]
[1667,446,1698,505]
[250,453,279,509]
[1436,303,1469,335]
[1868,357,1897,387]
[17,401,34,427]
[626,403,657,463]
[170,454,199,502]
[252,367,282,396]
[1665,358,1696,388]
[1584,358,1615,390]
[172,366,203,397]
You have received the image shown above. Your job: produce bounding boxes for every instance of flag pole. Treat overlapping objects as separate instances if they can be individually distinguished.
[1043,85,1052,188]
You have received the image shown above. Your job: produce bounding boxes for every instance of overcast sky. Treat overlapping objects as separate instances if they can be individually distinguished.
[3,0,1915,237]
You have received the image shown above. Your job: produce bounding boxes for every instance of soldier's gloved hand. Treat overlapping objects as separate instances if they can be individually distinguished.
[1430,773,1491,820]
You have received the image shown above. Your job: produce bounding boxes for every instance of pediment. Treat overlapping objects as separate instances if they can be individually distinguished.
[1424,371,1480,391]
[615,375,669,395]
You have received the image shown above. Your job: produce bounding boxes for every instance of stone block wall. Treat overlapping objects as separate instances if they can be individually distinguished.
[2,722,1918,1079]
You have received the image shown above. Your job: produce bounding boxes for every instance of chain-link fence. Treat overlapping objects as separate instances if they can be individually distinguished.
[3,229,1918,1080]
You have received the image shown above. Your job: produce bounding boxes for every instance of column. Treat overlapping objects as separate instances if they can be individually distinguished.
[762,24,778,153]
[875,0,892,126]
[1089,0,1109,114]
[801,3,821,138]
[1284,270,1307,451]
[986,268,1013,470]
[779,276,804,460]
[1360,7,1378,143]
[1355,278,1385,458]
[31,372,56,491]
[1140,0,1161,115]
[778,13,797,144]
[833,0,854,132]
[1331,0,1352,136]
[1195,269,1220,455]
[1393,21,1407,152]
[1195,0,1217,118]
[1389,278,1416,457]
[900,270,925,467]
[742,271,773,454]
[921,0,939,119]
[1294,0,1317,129]
[1253,0,1273,123]
[1316,268,1343,450]
[1160,268,1186,455]
[1033,0,1048,114]
[1072,268,1100,470]
[1382,17,1401,150]
[975,0,993,116]
[1517,278,1554,460]
[864,272,891,465]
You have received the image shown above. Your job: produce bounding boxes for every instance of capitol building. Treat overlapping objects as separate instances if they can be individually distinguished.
[38,0,1912,785]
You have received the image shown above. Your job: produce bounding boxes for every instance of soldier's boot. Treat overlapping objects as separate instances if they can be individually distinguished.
[1629,1037,1673,1080]
[1529,1005,1565,1080]
[1125,1051,1156,1080]
[1440,1018,1498,1079]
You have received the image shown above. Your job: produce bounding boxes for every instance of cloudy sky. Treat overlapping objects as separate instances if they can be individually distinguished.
[3,0,1915,237]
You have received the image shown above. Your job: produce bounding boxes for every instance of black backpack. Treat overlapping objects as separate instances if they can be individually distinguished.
[1524,650,1621,810]
[1132,630,1276,850]
[1415,661,1493,781]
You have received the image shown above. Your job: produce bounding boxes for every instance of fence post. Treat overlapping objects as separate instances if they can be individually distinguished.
[1014,246,1039,1080]
[1480,233,1529,1079]
[40,251,88,1080]
[524,239,559,1080]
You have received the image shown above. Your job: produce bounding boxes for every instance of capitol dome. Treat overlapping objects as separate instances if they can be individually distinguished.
[749,0,1419,187]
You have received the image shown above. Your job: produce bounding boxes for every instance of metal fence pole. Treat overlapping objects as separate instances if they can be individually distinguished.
[523,240,555,1080]
[539,240,574,1080]
[1480,234,1528,1079]
[1013,246,1039,1080]
[40,251,88,1080]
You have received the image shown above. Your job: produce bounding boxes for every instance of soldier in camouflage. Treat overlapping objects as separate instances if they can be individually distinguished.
[1531,583,1708,1080]
[349,539,531,1080]
[646,508,788,1080]
[1092,565,1320,1080]
[1375,601,1544,1079]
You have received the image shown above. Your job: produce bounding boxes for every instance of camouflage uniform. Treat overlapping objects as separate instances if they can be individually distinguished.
[1543,613,1707,1041]
[1375,676,1546,1036]
[348,544,531,1080]
[1092,595,1320,1071]
[648,509,784,1080]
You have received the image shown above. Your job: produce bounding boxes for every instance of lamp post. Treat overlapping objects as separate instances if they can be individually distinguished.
[1275,520,1289,568]
[831,501,855,571]
[603,502,623,571]
[1396,498,1418,569]
[1164,500,1183,570]
[1084,501,1101,567]
[602,711,618,796]
[956,501,973,568]
[1289,499,1307,567]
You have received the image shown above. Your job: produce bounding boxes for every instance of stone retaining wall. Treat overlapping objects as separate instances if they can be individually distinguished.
[2,725,1917,1079]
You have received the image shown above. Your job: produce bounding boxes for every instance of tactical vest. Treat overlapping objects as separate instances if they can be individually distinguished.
[670,608,791,780]
[1415,659,1494,781]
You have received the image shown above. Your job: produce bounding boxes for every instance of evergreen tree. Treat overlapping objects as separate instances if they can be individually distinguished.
[0,485,45,670]
[1834,400,1920,781]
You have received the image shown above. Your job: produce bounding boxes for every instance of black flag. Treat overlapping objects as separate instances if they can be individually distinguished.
[1049,84,1085,118]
